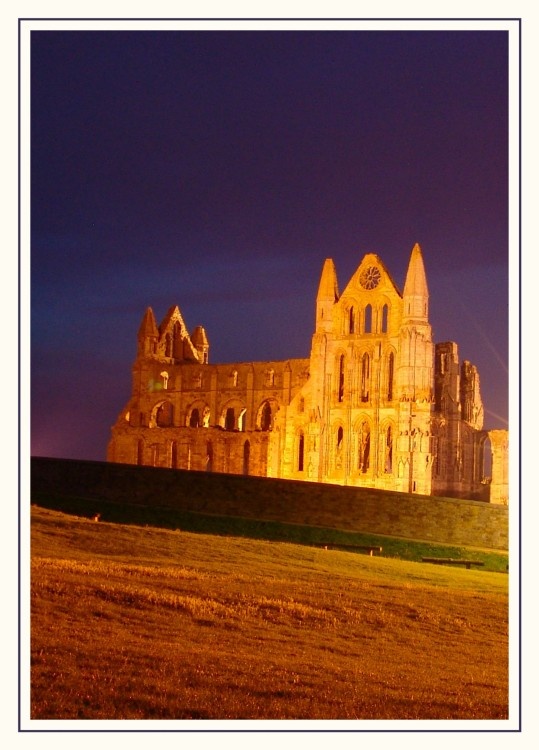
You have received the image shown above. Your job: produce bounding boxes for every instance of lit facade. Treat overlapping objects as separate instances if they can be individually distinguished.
[107,244,508,503]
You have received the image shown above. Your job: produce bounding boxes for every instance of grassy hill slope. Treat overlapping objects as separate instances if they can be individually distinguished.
[30,506,509,721]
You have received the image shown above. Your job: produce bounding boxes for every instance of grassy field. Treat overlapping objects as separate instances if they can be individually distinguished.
[30,506,508,721]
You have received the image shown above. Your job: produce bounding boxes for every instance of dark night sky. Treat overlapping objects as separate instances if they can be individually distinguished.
[30,25,510,461]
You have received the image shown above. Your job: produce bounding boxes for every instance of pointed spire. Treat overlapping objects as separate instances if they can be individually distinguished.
[137,307,159,340]
[317,258,339,302]
[315,258,339,333]
[398,245,433,402]
[403,243,429,298]
[402,243,429,322]
[137,307,159,358]
[191,325,209,348]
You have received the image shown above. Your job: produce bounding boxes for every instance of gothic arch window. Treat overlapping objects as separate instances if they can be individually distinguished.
[171,441,178,469]
[482,436,493,482]
[349,307,355,334]
[364,305,372,333]
[387,352,394,401]
[361,353,370,402]
[151,444,159,467]
[260,401,272,431]
[165,333,172,358]
[438,352,447,375]
[225,407,235,431]
[257,399,279,431]
[338,354,345,402]
[358,421,371,473]
[434,429,444,478]
[384,426,393,473]
[334,425,345,470]
[206,441,213,472]
[243,441,250,475]
[188,403,210,428]
[160,371,169,389]
[156,401,173,427]
[381,304,389,333]
[220,401,246,431]
[431,436,439,477]
[298,432,305,472]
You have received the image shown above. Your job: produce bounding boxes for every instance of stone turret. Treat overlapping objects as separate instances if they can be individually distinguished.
[398,243,434,402]
[315,258,339,333]
[191,325,210,364]
[402,242,429,323]
[137,307,159,358]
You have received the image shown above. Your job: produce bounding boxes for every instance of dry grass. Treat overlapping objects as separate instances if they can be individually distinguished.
[30,506,508,721]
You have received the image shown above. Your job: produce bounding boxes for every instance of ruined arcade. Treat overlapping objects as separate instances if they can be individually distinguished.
[107,244,508,503]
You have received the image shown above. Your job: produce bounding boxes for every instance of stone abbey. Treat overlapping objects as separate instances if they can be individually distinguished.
[107,244,508,503]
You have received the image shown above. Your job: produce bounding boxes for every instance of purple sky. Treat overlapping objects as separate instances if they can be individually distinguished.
[30,27,509,461]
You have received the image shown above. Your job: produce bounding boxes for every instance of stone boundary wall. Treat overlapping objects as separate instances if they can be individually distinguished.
[30,457,508,550]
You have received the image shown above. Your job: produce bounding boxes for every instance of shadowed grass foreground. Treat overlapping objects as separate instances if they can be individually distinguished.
[31,507,508,721]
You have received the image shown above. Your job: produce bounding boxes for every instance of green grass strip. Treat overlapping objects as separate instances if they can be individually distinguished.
[31,492,508,573]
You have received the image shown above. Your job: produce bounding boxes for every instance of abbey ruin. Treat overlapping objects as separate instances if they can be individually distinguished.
[107,244,508,503]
